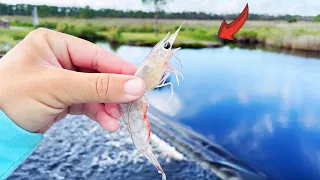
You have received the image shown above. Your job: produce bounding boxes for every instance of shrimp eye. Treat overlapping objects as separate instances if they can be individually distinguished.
[164,42,171,49]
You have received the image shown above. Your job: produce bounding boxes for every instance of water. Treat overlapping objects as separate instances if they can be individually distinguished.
[98,43,320,180]
[8,115,217,180]
[8,43,320,180]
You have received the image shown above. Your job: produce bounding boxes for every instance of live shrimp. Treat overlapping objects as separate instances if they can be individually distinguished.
[119,22,184,180]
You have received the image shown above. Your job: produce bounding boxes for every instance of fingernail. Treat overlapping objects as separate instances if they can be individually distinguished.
[124,78,145,96]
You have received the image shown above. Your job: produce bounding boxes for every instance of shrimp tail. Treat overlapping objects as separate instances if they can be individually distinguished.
[119,96,167,179]
[142,148,167,180]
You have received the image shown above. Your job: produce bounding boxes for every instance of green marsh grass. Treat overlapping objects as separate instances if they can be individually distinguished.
[1,16,320,52]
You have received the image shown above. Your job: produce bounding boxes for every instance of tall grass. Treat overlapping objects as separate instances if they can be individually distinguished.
[1,16,320,52]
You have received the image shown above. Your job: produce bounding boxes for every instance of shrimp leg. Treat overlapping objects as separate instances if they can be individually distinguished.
[154,82,174,102]
[168,63,184,86]
[168,62,184,78]
[158,71,171,86]
[152,61,173,90]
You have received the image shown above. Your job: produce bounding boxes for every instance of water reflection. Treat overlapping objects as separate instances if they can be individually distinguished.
[99,42,320,180]
[109,43,121,52]
[231,44,320,59]
[145,90,183,117]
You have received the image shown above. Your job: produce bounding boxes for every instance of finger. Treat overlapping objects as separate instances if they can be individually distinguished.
[48,68,145,105]
[54,108,69,122]
[82,103,120,132]
[78,67,98,73]
[68,104,83,115]
[68,103,120,120]
[105,104,120,119]
[26,28,137,75]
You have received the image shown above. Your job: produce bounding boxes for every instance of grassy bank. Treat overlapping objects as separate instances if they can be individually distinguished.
[1,16,320,53]
[0,26,32,53]
[233,22,320,52]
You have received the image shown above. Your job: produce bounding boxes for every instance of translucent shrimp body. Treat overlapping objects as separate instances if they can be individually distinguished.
[135,22,184,101]
[119,97,166,180]
[119,23,184,180]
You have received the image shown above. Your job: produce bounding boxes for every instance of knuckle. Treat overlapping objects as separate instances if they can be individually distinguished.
[25,28,50,46]
[34,27,48,33]
[28,27,48,37]
[95,74,110,101]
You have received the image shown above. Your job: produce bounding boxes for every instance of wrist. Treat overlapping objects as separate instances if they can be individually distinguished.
[0,110,43,179]
[0,110,43,140]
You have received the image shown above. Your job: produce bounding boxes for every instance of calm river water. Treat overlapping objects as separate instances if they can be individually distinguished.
[8,43,320,180]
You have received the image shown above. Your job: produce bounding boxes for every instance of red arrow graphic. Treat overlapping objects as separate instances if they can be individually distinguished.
[218,3,249,40]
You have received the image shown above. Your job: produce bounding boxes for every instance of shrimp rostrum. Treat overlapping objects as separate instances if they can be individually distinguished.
[119,23,184,180]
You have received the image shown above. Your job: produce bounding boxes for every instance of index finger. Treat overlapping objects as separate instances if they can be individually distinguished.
[32,28,137,75]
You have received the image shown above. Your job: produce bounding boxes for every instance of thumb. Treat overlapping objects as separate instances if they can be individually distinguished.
[51,69,146,105]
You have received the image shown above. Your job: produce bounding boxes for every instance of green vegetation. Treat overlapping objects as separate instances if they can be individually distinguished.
[79,6,94,19]
[0,35,15,53]
[287,18,297,23]
[0,26,31,39]
[142,0,169,37]
[0,17,223,50]
[1,16,320,54]
[314,14,320,22]
[0,27,31,53]
[56,23,104,42]
[235,23,320,51]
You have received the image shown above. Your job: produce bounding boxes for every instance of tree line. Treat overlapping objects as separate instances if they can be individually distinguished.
[0,3,316,21]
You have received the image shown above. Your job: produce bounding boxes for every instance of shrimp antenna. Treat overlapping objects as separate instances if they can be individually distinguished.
[173,54,182,69]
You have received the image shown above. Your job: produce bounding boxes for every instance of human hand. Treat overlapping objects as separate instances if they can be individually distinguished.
[0,28,146,134]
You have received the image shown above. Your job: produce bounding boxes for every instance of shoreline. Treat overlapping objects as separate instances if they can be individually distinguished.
[106,35,320,53]
[232,37,320,53]
[111,40,320,52]
[107,39,320,57]
[108,40,223,49]
[1,40,320,60]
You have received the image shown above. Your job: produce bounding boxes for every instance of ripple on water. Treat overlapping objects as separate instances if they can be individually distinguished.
[7,115,218,180]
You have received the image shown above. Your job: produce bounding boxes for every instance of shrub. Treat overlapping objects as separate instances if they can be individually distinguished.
[314,14,320,22]
[287,18,297,23]
[0,35,16,47]
[106,27,122,43]
[56,23,104,42]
